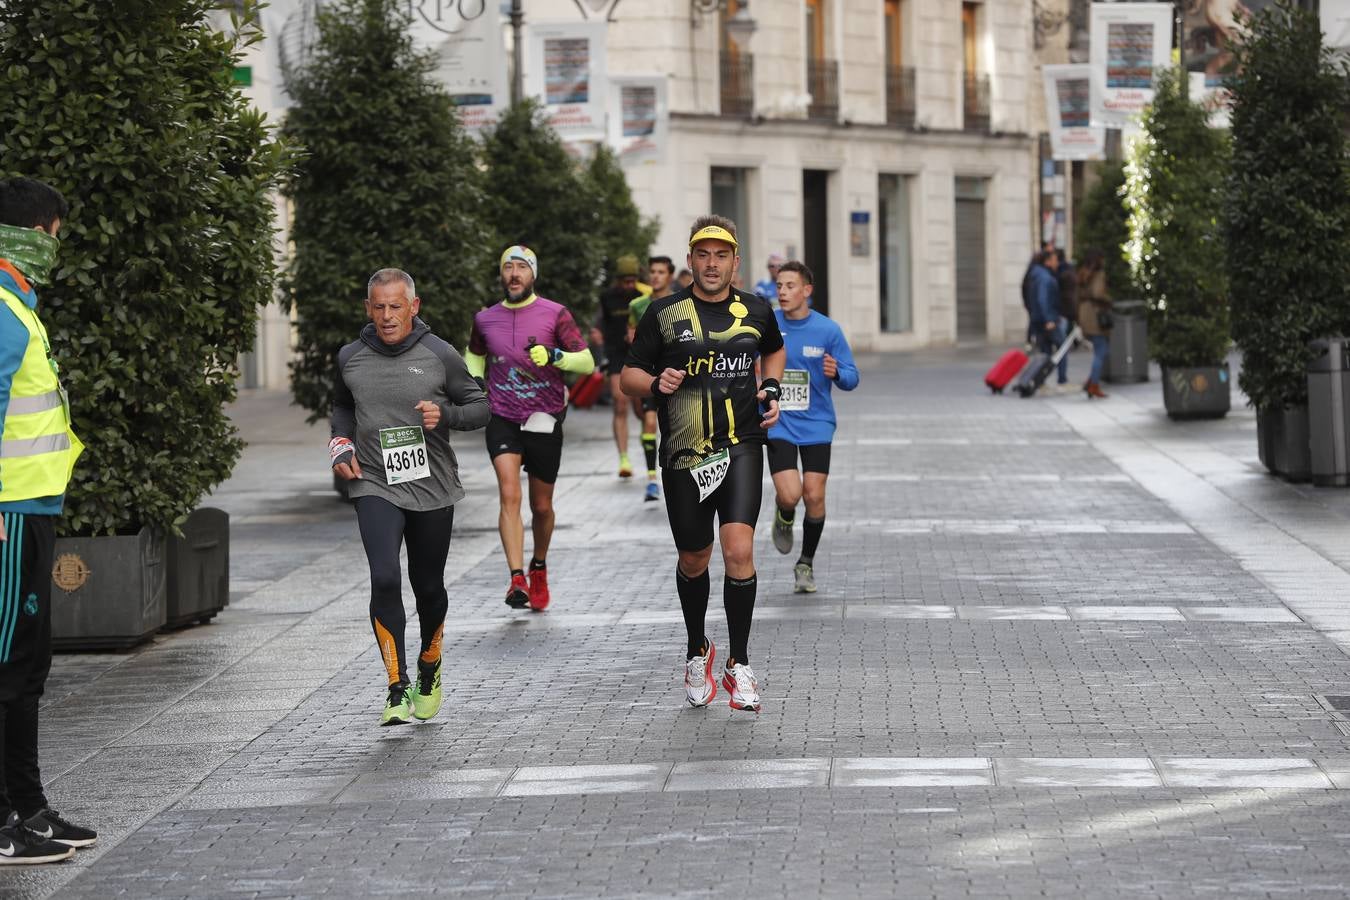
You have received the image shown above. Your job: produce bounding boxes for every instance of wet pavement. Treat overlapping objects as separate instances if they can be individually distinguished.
[13,344,1350,899]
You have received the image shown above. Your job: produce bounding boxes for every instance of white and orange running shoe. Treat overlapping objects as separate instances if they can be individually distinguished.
[684,641,717,707]
[722,662,760,712]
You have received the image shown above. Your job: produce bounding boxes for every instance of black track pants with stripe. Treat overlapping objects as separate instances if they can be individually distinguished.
[0,511,54,820]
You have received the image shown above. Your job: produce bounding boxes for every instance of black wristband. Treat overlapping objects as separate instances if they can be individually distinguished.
[651,375,668,397]
[759,377,781,405]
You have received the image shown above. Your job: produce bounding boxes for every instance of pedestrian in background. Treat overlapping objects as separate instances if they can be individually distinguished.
[1029,250,1070,391]
[754,253,784,303]
[0,177,95,862]
[1076,248,1112,399]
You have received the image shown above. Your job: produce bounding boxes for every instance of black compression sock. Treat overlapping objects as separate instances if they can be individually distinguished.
[676,568,710,659]
[799,517,825,565]
[777,506,796,524]
[529,557,546,571]
[724,573,757,665]
[510,568,525,578]
[641,432,658,475]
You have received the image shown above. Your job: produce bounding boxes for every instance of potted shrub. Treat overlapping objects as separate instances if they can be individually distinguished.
[1125,67,1232,420]
[1225,1,1350,481]
[0,0,287,647]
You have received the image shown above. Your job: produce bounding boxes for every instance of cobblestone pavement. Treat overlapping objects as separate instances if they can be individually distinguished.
[12,346,1350,899]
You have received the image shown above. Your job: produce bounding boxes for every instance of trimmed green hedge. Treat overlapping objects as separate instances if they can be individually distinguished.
[1074,161,1131,296]
[0,0,288,535]
[1225,0,1350,411]
[1125,67,1231,369]
[283,0,489,421]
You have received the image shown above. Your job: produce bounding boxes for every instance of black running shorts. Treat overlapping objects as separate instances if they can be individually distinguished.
[640,396,657,415]
[661,445,764,552]
[766,439,832,475]
[486,414,564,484]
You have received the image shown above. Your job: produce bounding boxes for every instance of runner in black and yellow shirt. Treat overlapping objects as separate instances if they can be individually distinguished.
[622,215,785,713]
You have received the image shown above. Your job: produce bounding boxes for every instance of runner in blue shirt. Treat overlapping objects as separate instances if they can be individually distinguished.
[766,261,859,593]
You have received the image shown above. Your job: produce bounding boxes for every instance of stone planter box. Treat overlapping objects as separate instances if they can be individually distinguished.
[1257,404,1312,483]
[51,526,167,651]
[1162,364,1231,420]
[164,507,229,630]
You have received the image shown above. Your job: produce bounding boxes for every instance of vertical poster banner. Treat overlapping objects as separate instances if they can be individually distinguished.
[1089,2,1175,128]
[1323,0,1350,52]
[607,76,667,164]
[405,1,510,135]
[525,22,608,143]
[1043,64,1105,160]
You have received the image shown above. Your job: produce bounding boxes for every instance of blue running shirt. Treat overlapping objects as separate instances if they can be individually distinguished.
[766,309,859,447]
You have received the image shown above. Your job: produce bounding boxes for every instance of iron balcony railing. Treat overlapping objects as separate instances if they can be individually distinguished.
[719,51,754,118]
[963,72,991,132]
[886,66,916,127]
[807,59,839,122]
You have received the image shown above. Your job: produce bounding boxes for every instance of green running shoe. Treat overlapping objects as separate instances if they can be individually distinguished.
[381,681,413,726]
[413,659,443,721]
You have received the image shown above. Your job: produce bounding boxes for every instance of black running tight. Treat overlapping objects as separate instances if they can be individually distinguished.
[353,497,454,686]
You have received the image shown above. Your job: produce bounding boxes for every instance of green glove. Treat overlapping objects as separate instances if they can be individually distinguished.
[528,344,558,367]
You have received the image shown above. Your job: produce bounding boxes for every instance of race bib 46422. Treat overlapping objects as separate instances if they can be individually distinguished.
[690,449,731,502]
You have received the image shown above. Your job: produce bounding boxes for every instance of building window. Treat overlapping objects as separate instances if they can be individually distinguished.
[719,0,755,117]
[961,2,990,132]
[884,0,915,126]
[711,166,752,277]
[878,174,913,333]
[805,0,838,121]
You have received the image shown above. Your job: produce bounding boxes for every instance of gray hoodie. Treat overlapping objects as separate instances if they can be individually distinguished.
[331,317,489,511]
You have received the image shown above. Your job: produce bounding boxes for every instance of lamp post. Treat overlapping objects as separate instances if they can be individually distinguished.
[510,0,524,104]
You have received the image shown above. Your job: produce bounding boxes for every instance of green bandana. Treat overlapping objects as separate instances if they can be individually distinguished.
[0,223,60,285]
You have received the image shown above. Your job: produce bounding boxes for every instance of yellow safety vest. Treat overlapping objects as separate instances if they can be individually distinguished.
[0,286,83,502]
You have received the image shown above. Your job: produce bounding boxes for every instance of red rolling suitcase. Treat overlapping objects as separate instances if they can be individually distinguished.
[568,370,604,408]
[985,348,1030,394]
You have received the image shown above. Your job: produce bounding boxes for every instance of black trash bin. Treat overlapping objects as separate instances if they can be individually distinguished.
[1308,337,1350,487]
[1105,300,1149,383]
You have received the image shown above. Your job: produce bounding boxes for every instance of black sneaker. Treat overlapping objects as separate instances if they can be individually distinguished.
[23,808,96,848]
[0,817,74,864]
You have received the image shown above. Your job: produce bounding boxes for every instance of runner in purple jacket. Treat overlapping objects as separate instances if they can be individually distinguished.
[465,246,594,612]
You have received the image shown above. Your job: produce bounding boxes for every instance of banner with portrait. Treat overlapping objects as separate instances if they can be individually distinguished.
[1043,65,1105,160]
[607,76,667,164]
[525,21,609,143]
[1089,2,1175,127]
[406,0,510,134]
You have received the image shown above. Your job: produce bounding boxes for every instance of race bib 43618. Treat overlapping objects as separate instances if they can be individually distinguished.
[379,426,430,484]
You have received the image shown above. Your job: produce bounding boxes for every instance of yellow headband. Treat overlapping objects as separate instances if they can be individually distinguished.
[688,225,738,249]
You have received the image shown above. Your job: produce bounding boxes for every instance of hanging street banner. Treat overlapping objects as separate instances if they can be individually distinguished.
[526,21,609,143]
[607,76,667,164]
[404,0,510,134]
[1324,0,1350,51]
[1089,2,1174,128]
[1042,64,1105,160]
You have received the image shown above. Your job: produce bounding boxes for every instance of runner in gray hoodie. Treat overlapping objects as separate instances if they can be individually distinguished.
[330,268,490,726]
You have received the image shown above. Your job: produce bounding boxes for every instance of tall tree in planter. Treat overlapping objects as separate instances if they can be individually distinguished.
[0,0,288,535]
[585,145,661,281]
[1124,67,1232,417]
[1074,161,1132,296]
[1225,1,1350,417]
[481,101,603,319]
[283,0,489,420]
